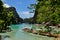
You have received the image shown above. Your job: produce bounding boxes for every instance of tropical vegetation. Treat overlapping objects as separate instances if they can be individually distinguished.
[0,0,23,32]
[29,0,60,26]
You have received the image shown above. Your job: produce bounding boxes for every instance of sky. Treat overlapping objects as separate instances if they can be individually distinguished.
[2,0,36,19]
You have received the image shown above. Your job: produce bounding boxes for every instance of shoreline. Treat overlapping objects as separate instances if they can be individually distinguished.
[0,26,12,33]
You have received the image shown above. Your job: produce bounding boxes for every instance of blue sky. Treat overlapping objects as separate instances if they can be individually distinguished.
[2,0,36,19]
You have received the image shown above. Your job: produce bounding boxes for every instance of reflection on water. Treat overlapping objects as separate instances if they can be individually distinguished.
[0,23,55,40]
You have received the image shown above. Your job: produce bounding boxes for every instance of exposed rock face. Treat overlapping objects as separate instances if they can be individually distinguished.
[7,7,23,24]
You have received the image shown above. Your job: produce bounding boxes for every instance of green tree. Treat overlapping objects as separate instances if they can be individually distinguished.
[0,0,14,30]
[31,0,60,25]
[0,0,3,12]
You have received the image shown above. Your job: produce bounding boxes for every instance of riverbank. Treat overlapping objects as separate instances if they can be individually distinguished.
[0,26,11,33]
[22,24,60,38]
[0,23,56,40]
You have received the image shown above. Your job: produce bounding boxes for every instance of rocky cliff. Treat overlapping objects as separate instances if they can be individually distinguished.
[7,7,23,24]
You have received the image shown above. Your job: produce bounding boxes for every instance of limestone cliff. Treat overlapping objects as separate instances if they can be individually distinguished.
[7,7,23,24]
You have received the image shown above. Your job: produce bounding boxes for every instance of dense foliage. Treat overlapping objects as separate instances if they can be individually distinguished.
[0,0,3,12]
[31,0,60,26]
[0,0,23,31]
[0,0,13,30]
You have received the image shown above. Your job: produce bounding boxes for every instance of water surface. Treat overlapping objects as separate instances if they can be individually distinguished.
[2,23,55,40]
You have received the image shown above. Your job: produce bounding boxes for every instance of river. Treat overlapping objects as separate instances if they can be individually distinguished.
[1,23,55,40]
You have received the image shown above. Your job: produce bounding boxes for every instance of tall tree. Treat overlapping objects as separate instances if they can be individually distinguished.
[32,0,60,25]
[0,0,3,12]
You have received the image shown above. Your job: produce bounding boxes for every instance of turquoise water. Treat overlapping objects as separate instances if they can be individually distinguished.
[2,23,55,40]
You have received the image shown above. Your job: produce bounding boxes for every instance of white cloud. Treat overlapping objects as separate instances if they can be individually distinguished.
[19,11,34,19]
[3,4,10,8]
[21,11,30,15]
